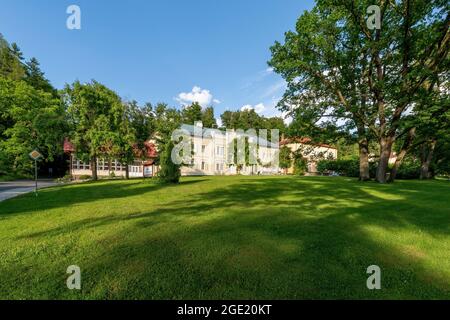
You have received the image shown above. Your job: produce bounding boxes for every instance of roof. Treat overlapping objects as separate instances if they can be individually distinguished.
[63,138,75,153]
[133,141,158,159]
[280,137,337,150]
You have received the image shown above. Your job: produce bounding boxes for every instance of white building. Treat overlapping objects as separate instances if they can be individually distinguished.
[179,122,280,176]
[280,137,338,174]
[65,123,338,178]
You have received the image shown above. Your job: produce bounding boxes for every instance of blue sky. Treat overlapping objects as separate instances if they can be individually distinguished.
[0,0,314,121]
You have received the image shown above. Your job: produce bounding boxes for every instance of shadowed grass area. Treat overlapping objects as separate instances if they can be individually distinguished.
[0,176,449,299]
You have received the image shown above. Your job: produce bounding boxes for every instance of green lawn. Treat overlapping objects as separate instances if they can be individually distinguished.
[0,176,449,299]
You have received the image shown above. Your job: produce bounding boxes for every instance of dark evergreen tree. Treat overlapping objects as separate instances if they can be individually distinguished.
[158,140,180,183]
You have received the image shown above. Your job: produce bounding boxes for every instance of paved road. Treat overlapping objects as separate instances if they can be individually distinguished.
[0,180,58,202]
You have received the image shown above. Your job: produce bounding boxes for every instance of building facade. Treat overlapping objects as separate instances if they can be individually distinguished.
[280,137,338,174]
[179,122,280,176]
[64,139,158,179]
[64,124,338,178]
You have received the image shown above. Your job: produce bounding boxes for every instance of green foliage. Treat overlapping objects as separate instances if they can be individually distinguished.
[63,80,126,179]
[220,109,286,136]
[24,57,57,96]
[0,77,66,175]
[292,151,307,176]
[394,160,421,180]
[201,106,217,128]
[269,0,449,183]
[318,159,361,178]
[0,34,63,177]
[279,146,292,170]
[154,103,182,144]
[55,174,72,183]
[317,159,381,179]
[228,136,259,174]
[158,141,180,183]
[0,34,26,81]
[181,102,202,125]
[181,103,217,128]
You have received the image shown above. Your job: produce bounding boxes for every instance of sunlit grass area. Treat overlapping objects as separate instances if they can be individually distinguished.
[0,176,449,299]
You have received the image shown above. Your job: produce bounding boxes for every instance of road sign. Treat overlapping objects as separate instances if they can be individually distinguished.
[29,150,42,161]
[29,150,43,196]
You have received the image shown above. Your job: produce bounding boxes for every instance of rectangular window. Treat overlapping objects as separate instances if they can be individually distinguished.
[202,145,206,153]
[216,146,224,156]
[201,162,205,170]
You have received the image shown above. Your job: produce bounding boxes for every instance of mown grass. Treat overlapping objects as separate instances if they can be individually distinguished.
[0,176,449,299]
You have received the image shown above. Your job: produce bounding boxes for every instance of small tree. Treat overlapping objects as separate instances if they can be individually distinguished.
[279,146,292,174]
[292,150,307,176]
[228,136,259,175]
[158,141,180,183]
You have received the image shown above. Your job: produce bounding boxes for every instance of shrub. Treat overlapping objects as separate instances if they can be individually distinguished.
[394,160,421,180]
[158,141,181,183]
[318,159,359,177]
[78,175,92,181]
[318,159,378,178]
[56,174,72,183]
[318,158,421,179]
[293,155,307,176]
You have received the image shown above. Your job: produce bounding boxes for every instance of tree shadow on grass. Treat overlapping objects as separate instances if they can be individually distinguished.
[0,178,206,218]
[91,178,448,299]
[2,177,449,299]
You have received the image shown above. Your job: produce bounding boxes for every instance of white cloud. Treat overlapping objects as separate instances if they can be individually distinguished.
[240,103,266,114]
[176,86,220,107]
[241,104,253,112]
[254,103,266,113]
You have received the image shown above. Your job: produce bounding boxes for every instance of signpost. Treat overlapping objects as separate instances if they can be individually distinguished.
[29,150,43,196]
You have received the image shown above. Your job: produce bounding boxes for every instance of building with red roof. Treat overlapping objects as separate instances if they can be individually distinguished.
[64,139,159,179]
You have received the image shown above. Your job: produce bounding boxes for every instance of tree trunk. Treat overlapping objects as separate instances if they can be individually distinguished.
[376,136,394,183]
[358,137,370,181]
[91,156,98,181]
[420,139,437,179]
[389,127,416,182]
[125,163,130,180]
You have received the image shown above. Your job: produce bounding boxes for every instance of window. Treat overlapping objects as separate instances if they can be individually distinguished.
[201,162,206,170]
[98,159,104,171]
[202,145,206,153]
[216,146,224,156]
[104,161,109,171]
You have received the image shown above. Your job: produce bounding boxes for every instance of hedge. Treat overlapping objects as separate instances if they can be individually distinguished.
[317,159,421,179]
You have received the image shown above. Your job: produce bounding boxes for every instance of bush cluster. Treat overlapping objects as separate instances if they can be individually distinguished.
[317,159,421,179]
